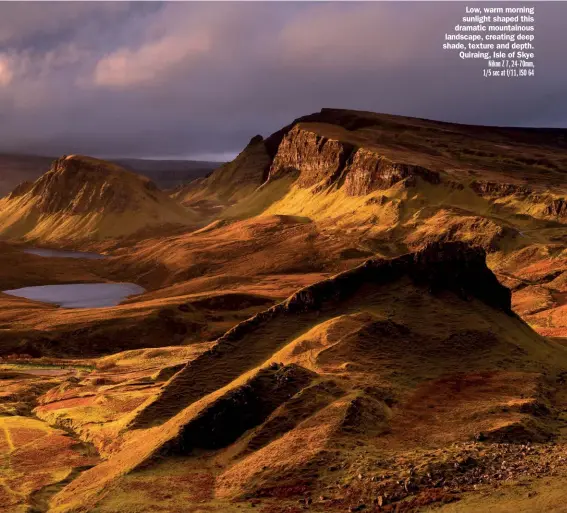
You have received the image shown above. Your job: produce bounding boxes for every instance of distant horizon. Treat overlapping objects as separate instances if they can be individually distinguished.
[0,150,234,163]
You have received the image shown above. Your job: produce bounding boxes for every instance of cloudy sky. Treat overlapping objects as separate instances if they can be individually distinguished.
[0,2,566,160]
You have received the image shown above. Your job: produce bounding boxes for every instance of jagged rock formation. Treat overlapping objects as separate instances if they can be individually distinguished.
[470,180,532,198]
[343,148,440,194]
[180,109,567,249]
[0,155,197,245]
[470,180,567,220]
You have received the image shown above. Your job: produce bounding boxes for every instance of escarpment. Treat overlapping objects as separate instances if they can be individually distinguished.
[267,124,441,195]
[343,147,441,195]
[268,126,355,189]
[181,109,567,231]
[470,180,566,221]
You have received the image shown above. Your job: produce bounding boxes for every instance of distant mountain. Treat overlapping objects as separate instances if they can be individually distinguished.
[0,155,197,245]
[0,154,220,198]
[182,108,567,219]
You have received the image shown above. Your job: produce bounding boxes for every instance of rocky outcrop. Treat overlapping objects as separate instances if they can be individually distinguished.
[269,126,354,190]
[406,213,516,253]
[343,148,440,195]
[471,181,566,220]
[262,108,421,159]
[544,198,567,218]
[219,241,511,341]
[267,125,440,195]
[470,181,532,198]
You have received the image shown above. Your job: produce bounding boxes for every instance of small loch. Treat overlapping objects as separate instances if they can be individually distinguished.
[2,283,145,308]
[23,247,107,260]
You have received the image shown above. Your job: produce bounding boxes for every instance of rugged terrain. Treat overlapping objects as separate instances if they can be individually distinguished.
[1,109,567,513]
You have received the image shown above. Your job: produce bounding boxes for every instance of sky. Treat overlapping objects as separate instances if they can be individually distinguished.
[0,2,566,160]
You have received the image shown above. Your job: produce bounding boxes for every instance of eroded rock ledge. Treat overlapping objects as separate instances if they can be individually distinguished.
[471,180,566,219]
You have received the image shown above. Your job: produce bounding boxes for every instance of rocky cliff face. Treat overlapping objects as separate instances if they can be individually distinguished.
[267,125,440,195]
[343,148,440,195]
[280,240,511,315]
[470,180,566,220]
[269,127,354,190]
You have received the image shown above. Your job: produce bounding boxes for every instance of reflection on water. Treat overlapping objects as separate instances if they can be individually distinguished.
[2,283,145,308]
[23,248,106,260]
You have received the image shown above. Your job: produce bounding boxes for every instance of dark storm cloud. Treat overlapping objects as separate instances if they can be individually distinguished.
[0,2,565,159]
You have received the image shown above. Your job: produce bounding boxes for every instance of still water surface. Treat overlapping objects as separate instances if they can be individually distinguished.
[3,283,145,308]
[23,247,106,260]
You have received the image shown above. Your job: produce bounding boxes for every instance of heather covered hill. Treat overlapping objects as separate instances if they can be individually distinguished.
[0,155,198,246]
